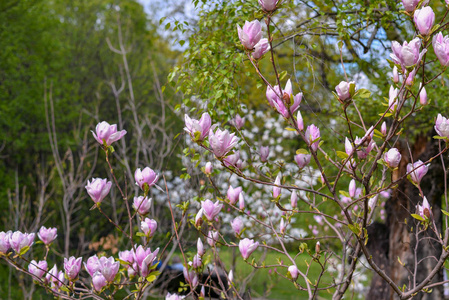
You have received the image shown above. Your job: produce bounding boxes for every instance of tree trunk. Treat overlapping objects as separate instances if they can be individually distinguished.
[367,133,445,299]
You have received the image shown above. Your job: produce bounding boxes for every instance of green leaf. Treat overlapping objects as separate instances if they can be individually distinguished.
[433,135,447,140]
[411,214,425,221]
[442,209,449,217]
[19,246,30,256]
[356,88,371,98]
[296,148,309,155]
[136,232,146,237]
[336,151,348,159]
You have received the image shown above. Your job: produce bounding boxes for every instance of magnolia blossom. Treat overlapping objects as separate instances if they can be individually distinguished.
[84,255,100,277]
[184,112,211,141]
[133,196,152,215]
[141,218,157,237]
[227,186,242,205]
[414,6,435,36]
[195,209,204,227]
[435,114,449,138]
[266,79,302,118]
[345,137,354,156]
[381,122,387,136]
[46,264,65,290]
[418,197,432,219]
[280,219,287,234]
[37,226,57,245]
[335,81,355,101]
[401,0,420,12]
[192,254,202,269]
[92,121,126,146]
[224,151,241,168]
[64,256,82,280]
[201,200,223,221]
[204,162,213,175]
[419,85,427,105]
[228,270,234,285]
[209,127,239,157]
[288,265,299,280]
[207,230,219,247]
[433,32,449,66]
[231,217,244,235]
[297,111,304,131]
[135,167,159,191]
[166,293,185,300]
[305,124,320,151]
[85,178,112,204]
[390,38,426,71]
[295,153,311,169]
[252,38,270,59]
[389,85,399,112]
[407,160,428,184]
[393,66,399,83]
[384,148,402,168]
[260,146,270,162]
[239,238,259,260]
[405,68,417,86]
[9,231,35,253]
[99,257,119,282]
[239,193,245,210]
[354,129,375,160]
[133,245,159,277]
[28,260,48,279]
[197,238,204,256]
[0,231,11,253]
[92,271,107,291]
[291,192,298,208]
[349,179,356,198]
[119,250,135,267]
[237,20,262,50]
[183,267,199,287]
[258,0,278,11]
[273,174,282,198]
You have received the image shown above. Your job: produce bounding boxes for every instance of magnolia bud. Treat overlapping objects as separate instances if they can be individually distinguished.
[290,192,298,208]
[393,66,399,83]
[297,111,304,131]
[315,241,321,254]
[381,122,387,136]
[420,85,427,105]
[204,162,213,175]
[349,179,356,198]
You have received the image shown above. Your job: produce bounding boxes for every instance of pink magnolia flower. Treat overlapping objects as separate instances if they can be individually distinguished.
[133,245,159,277]
[252,38,270,59]
[335,81,355,101]
[46,264,64,288]
[201,200,223,221]
[390,38,426,71]
[419,85,427,105]
[64,256,82,280]
[393,66,399,83]
[227,186,243,205]
[224,151,241,168]
[294,153,311,169]
[349,179,356,198]
[207,230,219,247]
[184,113,211,141]
[260,146,270,162]
[197,238,204,256]
[92,271,107,291]
[0,231,12,254]
[192,254,202,268]
[237,20,262,50]
[9,231,35,253]
[384,148,402,168]
[418,197,432,219]
[84,255,101,277]
[204,162,213,175]
[258,0,278,11]
[28,260,48,279]
[231,217,244,235]
[166,292,185,300]
[195,209,204,227]
[134,167,159,191]
[273,174,282,198]
[288,265,299,280]
[389,85,399,112]
[233,114,245,130]
[414,6,435,36]
[354,127,375,159]
[345,137,354,156]
[435,114,449,138]
[291,192,298,208]
[433,32,449,66]
[239,238,259,260]
[37,226,57,245]
[266,79,302,118]
[407,160,428,184]
[133,196,152,215]
[141,218,157,237]
[85,178,112,204]
[239,193,245,210]
[183,267,199,287]
[280,219,287,234]
[305,124,321,152]
[401,0,420,12]
[297,111,304,131]
[209,127,239,157]
[381,122,387,136]
[92,121,126,146]
[119,249,135,266]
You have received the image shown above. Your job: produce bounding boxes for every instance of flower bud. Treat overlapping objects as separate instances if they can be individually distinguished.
[435,114,449,138]
[92,271,107,291]
[260,146,270,162]
[0,231,11,254]
[433,32,449,66]
[197,238,205,256]
[233,114,245,130]
[296,111,304,131]
[273,174,282,198]
[134,167,159,191]
[280,219,287,234]
[133,196,152,216]
[195,209,204,227]
[84,255,100,277]
[64,256,82,280]
[228,270,234,285]
[291,192,298,208]
[315,241,321,254]
[288,265,299,280]
[414,6,435,36]
[384,148,402,168]
[335,81,355,102]
[239,193,245,210]
[407,160,428,184]
[192,254,202,268]
[258,0,278,11]
[393,66,399,83]
[401,0,419,12]
[207,230,219,247]
[305,124,320,152]
[204,162,213,175]
[231,217,244,235]
[141,218,157,237]
[418,197,432,219]
[389,85,399,112]
[419,85,427,105]
[381,122,387,136]
[349,179,356,198]
[28,260,48,279]
[294,153,311,169]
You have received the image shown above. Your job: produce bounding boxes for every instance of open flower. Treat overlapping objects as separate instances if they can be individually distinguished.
[209,127,239,157]
[384,148,402,168]
[239,238,259,260]
[390,38,426,71]
[37,226,57,245]
[433,32,449,66]
[184,113,211,141]
[9,231,35,253]
[64,256,82,280]
[134,167,159,191]
[407,160,428,184]
[92,121,126,147]
[201,200,223,221]
[305,125,320,151]
[237,20,262,50]
[435,114,449,138]
[85,178,112,204]
[266,79,302,118]
[418,197,432,219]
[414,6,435,36]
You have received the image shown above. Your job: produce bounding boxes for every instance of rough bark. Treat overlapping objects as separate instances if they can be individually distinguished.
[367,133,445,299]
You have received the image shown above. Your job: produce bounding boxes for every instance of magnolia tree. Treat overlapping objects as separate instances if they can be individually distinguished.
[180,0,449,299]
[3,0,449,299]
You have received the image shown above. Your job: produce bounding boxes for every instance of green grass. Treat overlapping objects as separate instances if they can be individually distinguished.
[211,247,335,300]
